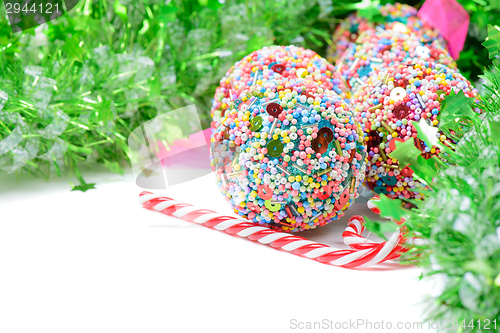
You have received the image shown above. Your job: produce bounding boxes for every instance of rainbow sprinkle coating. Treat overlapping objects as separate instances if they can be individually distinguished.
[327,3,449,64]
[351,61,478,200]
[210,45,343,129]
[211,78,366,232]
[336,24,455,95]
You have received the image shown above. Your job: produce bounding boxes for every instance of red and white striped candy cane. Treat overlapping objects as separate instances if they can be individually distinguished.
[367,195,381,215]
[342,215,409,261]
[139,192,408,268]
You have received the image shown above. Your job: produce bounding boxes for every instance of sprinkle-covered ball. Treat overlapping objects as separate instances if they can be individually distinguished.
[211,78,367,232]
[210,45,345,129]
[327,3,449,64]
[336,26,455,95]
[326,12,374,64]
[351,62,479,200]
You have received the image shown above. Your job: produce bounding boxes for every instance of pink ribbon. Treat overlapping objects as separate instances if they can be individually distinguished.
[417,0,469,59]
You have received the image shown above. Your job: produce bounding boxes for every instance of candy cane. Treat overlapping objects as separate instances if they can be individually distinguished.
[367,195,381,214]
[342,215,409,261]
[139,192,408,268]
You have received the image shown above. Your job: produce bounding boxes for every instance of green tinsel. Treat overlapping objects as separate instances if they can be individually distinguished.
[456,0,500,80]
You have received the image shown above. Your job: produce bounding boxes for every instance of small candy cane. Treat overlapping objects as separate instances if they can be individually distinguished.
[342,215,409,261]
[367,195,381,215]
[139,192,408,268]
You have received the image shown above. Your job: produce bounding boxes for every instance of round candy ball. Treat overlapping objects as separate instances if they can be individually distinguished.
[326,12,374,64]
[327,3,449,64]
[210,78,367,232]
[210,45,345,129]
[336,26,455,95]
[351,61,479,200]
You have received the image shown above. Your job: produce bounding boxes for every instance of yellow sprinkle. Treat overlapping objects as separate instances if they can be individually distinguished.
[368,104,383,112]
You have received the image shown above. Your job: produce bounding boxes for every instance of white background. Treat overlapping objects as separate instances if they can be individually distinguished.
[0,169,437,333]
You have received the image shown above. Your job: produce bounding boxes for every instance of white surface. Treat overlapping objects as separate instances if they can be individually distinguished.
[0,171,435,333]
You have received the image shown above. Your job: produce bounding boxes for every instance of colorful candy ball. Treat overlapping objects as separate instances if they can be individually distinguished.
[336,25,455,95]
[327,3,449,64]
[351,61,479,200]
[326,12,374,64]
[210,78,367,232]
[210,45,345,129]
